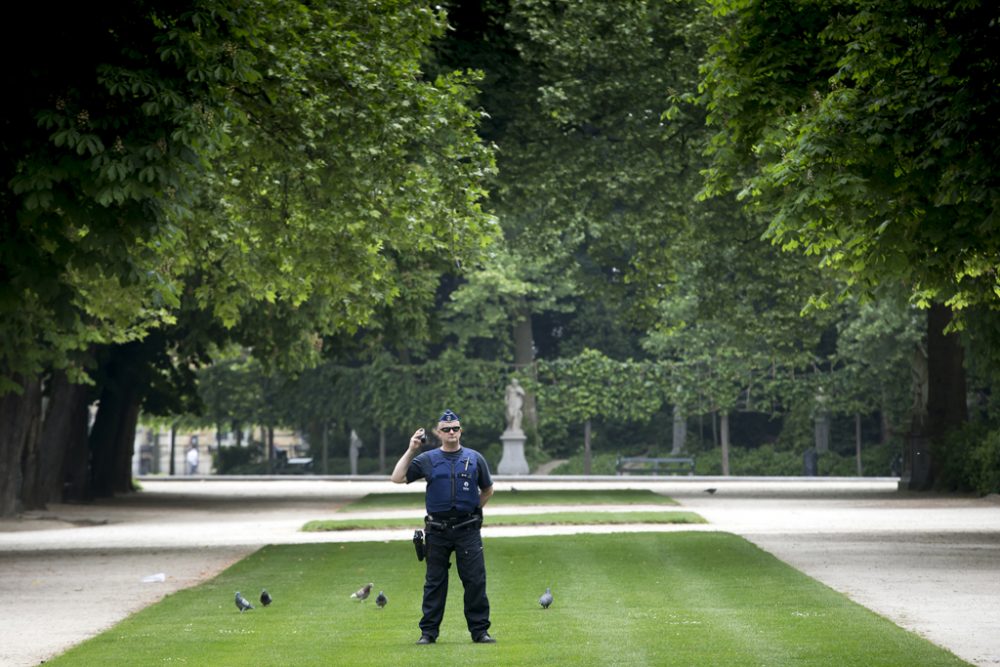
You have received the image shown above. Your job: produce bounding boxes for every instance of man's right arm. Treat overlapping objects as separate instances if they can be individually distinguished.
[390,429,425,484]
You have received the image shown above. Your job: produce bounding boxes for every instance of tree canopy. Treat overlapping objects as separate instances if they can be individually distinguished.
[1,0,498,515]
[6,1,1000,510]
[699,0,1000,312]
[2,0,498,392]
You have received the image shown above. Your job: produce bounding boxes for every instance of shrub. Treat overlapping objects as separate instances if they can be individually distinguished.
[693,442,900,477]
[550,452,621,475]
[937,423,1000,495]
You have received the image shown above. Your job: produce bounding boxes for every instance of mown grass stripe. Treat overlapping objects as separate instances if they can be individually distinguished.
[339,489,678,512]
[45,534,969,667]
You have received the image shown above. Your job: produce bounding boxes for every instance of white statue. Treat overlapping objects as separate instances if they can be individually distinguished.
[349,429,362,475]
[505,379,525,433]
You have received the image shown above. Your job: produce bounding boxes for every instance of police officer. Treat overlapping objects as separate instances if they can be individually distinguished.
[390,409,496,645]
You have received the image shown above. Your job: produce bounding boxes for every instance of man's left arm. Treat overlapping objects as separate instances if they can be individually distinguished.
[479,484,494,508]
[477,451,494,508]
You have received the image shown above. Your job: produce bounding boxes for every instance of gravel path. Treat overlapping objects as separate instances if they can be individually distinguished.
[1,477,998,666]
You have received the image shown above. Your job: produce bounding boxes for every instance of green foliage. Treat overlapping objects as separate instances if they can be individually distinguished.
[693,442,901,478]
[198,351,511,452]
[3,3,245,390]
[937,423,1000,495]
[214,443,260,475]
[434,0,713,362]
[700,0,1000,315]
[533,348,666,425]
[3,1,498,393]
[546,438,898,478]
[47,534,969,666]
[550,451,622,476]
[197,350,271,430]
[442,248,577,356]
[826,297,922,423]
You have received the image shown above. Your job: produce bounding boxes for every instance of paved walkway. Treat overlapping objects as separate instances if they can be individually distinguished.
[1,477,999,666]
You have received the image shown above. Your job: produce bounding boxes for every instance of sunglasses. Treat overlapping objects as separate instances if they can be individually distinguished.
[439,426,462,433]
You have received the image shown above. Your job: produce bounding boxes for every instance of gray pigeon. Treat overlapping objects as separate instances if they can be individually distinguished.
[235,591,254,612]
[375,591,387,609]
[260,589,272,606]
[351,582,374,601]
[539,586,553,609]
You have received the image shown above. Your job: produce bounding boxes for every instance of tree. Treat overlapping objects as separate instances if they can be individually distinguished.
[535,349,665,474]
[825,297,924,473]
[699,0,1000,487]
[643,208,840,474]
[1,1,497,515]
[433,0,711,446]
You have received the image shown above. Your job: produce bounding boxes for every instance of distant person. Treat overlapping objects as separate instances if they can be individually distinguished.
[186,441,199,475]
[390,409,496,645]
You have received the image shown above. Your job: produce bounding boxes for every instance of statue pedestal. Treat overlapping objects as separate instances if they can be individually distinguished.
[497,429,529,475]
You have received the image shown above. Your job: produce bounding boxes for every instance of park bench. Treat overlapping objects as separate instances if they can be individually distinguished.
[280,456,314,474]
[615,456,695,476]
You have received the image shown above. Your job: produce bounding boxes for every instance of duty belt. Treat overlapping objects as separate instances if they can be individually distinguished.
[424,514,481,532]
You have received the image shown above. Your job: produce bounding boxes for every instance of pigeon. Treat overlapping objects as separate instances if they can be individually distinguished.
[260,589,272,606]
[539,586,553,609]
[235,591,254,612]
[351,583,374,601]
[375,591,387,609]
[704,488,718,495]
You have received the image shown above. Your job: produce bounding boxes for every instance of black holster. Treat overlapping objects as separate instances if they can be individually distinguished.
[413,529,426,561]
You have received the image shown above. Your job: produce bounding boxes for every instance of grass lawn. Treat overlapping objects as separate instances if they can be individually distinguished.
[303,510,706,531]
[339,489,679,512]
[47,533,968,667]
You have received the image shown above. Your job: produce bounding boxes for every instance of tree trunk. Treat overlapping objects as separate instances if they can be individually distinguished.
[670,404,686,455]
[89,378,142,498]
[814,413,830,453]
[583,419,592,476]
[904,303,968,490]
[266,425,275,474]
[152,429,161,474]
[378,427,386,474]
[63,397,94,503]
[19,389,44,511]
[0,376,42,517]
[114,396,141,491]
[322,421,329,475]
[169,424,177,476]
[29,372,89,507]
[926,303,968,452]
[89,341,151,497]
[855,412,863,476]
[879,388,893,444]
[720,411,731,476]
[512,310,538,432]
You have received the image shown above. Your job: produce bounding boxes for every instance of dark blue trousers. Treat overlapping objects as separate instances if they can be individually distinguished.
[419,524,491,639]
